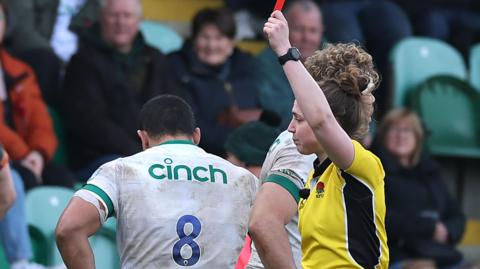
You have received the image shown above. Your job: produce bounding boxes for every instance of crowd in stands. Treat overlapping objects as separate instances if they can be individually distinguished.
[0,0,479,268]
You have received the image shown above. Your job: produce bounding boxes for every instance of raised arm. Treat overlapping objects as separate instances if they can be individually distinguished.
[56,197,102,269]
[249,183,297,269]
[263,11,354,169]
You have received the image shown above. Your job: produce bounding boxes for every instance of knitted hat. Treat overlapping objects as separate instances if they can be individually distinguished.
[224,111,281,166]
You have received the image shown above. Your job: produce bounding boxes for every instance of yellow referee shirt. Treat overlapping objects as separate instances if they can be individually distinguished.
[298,140,389,269]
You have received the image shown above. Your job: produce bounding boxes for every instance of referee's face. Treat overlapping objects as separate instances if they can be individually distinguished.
[288,102,322,155]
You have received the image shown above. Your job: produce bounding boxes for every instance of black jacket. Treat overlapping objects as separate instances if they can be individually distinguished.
[62,26,174,169]
[168,43,262,156]
[377,149,466,264]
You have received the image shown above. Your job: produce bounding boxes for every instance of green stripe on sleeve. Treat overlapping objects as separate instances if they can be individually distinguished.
[83,184,115,217]
[264,174,301,204]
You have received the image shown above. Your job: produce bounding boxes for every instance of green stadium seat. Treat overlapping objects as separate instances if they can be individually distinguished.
[29,225,50,265]
[26,186,120,267]
[48,107,69,165]
[0,243,10,269]
[469,43,480,91]
[98,218,117,240]
[91,234,120,269]
[390,37,467,107]
[409,75,480,203]
[26,186,75,265]
[409,75,480,158]
[140,21,183,54]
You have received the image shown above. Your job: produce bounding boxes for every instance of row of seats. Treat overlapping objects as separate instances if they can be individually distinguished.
[390,37,480,204]
[390,37,480,158]
[0,187,119,269]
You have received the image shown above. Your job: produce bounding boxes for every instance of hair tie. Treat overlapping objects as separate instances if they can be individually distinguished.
[361,79,375,95]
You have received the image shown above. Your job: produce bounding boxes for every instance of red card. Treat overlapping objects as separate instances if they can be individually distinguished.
[273,0,285,11]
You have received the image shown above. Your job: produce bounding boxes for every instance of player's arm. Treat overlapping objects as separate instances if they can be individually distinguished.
[264,11,354,170]
[56,197,102,269]
[249,182,297,269]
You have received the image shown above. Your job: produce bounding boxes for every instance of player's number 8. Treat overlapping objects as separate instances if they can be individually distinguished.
[173,215,202,266]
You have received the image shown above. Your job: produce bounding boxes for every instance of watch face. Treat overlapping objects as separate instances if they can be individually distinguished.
[291,48,301,60]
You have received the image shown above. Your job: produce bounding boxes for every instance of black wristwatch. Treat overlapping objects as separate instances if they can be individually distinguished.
[278,47,301,65]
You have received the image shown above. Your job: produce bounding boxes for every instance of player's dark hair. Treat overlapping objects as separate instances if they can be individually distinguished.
[140,95,196,138]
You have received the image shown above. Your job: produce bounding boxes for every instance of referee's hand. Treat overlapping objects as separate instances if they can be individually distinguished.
[263,11,291,57]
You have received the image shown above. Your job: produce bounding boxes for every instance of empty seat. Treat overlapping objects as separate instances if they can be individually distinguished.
[390,37,467,107]
[26,186,75,265]
[469,43,480,91]
[140,21,183,54]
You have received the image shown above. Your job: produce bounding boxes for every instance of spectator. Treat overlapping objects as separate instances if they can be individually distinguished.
[225,111,281,178]
[375,108,475,269]
[0,145,15,218]
[168,7,263,157]
[61,0,174,180]
[316,0,412,116]
[257,0,325,129]
[3,0,100,106]
[395,0,480,58]
[5,0,99,61]
[0,3,76,190]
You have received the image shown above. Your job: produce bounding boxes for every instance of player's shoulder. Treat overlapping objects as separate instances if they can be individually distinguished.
[204,152,249,172]
[267,131,293,155]
[351,140,381,164]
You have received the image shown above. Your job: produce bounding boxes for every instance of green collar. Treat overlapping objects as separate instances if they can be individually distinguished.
[158,140,195,146]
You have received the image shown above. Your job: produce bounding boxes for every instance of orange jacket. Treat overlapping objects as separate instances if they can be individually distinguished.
[0,49,57,161]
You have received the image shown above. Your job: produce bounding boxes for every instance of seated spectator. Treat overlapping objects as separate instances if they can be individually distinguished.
[395,0,480,58]
[225,111,281,177]
[168,7,263,157]
[0,4,75,190]
[4,0,100,106]
[0,145,15,218]
[61,0,174,180]
[5,0,99,62]
[316,0,412,116]
[374,108,476,269]
[257,0,325,129]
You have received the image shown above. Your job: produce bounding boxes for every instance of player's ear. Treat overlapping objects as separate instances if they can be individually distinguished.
[137,130,150,150]
[193,127,201,145]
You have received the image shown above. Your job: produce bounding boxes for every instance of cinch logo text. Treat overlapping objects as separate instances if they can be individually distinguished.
[148,158,228,184]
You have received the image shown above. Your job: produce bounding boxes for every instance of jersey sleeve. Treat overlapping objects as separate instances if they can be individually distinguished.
[344,140,385,189]
[263,143,313,204]
[81,160,120,219]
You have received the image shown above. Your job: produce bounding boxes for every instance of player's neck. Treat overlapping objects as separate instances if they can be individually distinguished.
[150,135,194,148]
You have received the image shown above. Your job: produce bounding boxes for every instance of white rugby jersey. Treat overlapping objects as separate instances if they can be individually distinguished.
[81,140,259,269]
[247,131,315,269]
